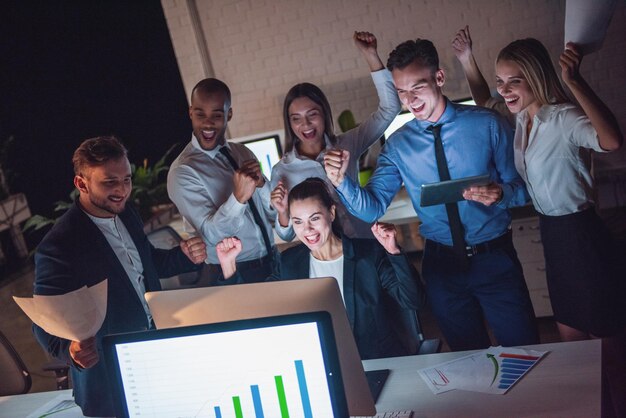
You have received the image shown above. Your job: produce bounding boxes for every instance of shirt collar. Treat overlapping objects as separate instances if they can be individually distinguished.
[190,134,230,159]
[290,133,332,163]
[413,97,457,132]
[518,103,559,125]
[85,211,118,231]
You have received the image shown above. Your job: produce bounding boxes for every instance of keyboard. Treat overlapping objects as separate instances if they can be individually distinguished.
[351,410,413,418]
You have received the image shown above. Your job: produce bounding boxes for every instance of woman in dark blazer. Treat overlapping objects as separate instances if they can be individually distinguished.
[217,178,424,359]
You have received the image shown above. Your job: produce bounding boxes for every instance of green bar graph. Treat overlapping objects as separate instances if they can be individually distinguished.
[274,375,290,418]
[232,395,243,418]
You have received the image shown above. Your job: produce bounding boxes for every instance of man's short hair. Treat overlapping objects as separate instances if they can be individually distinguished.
[72,135,128,176]
[191,78,232,107]
[386,39,439,73]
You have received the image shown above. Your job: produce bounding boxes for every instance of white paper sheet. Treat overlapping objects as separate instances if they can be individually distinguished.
[26,392,84,418]
[418,346,548,395]
[13,280,107,341]
[564,0,618,55]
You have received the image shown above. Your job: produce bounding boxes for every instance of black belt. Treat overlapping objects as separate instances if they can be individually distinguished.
[427,229,512,258]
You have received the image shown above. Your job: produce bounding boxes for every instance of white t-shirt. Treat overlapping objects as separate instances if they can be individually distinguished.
[309,254,345,303]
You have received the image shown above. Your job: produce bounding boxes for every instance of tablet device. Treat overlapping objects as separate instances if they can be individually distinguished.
[420,174,490,207]
[103,311,349,418]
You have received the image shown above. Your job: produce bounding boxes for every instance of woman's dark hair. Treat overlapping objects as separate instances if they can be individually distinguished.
[282,83,336,153]
[288,177,343,236]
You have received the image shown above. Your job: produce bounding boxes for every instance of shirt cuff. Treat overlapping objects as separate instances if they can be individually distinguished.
[224,193,247,214]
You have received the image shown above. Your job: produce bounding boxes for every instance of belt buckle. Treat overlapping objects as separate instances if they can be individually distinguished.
[465,245,478,257]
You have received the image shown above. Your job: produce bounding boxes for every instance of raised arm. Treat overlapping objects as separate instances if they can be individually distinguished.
[560,43,623,151]
[371,223,423,310]
[354,31,384,72]
[325,148,402,223]
[338,32,401,155]
[167,165,252,246]
[452,25,492,107]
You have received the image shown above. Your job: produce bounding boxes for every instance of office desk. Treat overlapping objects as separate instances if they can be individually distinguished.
[0,340,599,418]
[364,340,600,418]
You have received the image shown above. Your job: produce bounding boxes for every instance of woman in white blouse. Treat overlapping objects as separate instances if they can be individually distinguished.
[492,38,623,342]
[217,178,423,360]
[270,31,400,241]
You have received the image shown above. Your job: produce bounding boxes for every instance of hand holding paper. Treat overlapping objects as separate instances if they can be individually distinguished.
[13,279,108,342]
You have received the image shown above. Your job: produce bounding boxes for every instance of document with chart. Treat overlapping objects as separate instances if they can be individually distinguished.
[418,346,548,395]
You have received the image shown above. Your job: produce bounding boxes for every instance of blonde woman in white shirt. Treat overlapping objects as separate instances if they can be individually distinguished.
[271,31,401,241]
[491,38,624,343]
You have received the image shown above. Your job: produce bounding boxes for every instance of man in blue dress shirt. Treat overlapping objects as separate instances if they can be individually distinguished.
[325,39,538,351]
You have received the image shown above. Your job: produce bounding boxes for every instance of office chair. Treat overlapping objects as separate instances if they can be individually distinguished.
[0,328,71,395]
[146,226,201,289]
[383,291,442,356]
[0,328,32,395]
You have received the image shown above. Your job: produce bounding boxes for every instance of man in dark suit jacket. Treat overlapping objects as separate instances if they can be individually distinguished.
[33,136,207,417]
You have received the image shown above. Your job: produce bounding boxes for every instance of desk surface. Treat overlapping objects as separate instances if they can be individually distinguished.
[364,339,600,418]
[0,340,600,418]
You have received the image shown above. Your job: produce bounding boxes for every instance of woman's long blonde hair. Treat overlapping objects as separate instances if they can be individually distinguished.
[497,38,569,106]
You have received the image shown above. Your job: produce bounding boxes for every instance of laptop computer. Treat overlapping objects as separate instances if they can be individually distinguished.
[103,311,349,418]
[144,277,377,416]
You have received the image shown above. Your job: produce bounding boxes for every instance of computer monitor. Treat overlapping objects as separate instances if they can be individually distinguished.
[383,98,477,141]
[383,110,415,141]
[229,131,283,179]
[145,277,377,416]
[103,312,349,418]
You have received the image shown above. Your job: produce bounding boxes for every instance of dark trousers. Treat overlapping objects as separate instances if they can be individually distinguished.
[422,236,539,351]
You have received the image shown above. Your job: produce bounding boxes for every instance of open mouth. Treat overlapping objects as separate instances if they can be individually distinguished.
[301,129,317,140]
[411,103,425,114]
[504,97,519,107]
[201,129,216,140]
[304,233,320,245]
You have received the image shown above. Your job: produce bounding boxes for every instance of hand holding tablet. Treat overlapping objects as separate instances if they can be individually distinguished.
[420,174,491,207]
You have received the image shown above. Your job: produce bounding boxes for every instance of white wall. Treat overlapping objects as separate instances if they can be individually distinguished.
[161,0,626,168]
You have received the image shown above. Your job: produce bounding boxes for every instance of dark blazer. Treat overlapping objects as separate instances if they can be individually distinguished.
[33,202,199,417]
[229,236,424,360]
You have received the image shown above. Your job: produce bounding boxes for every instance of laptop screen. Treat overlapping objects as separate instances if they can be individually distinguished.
[103,312,348,418]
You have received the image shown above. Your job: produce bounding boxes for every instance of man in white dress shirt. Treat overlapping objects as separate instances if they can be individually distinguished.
[168,78,277,284]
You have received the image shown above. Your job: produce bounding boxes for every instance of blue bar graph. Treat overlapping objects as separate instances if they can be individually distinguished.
[497,353,540,390]
[210,359,316,417]
[295,360,313,418]
[250,384,265,418]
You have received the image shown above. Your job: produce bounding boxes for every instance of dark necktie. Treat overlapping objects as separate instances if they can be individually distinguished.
[218,146,274,262]
[427,125,468,260]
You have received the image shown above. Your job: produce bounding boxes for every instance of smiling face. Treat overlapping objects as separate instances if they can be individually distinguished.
[392,60,446,123]
[495,59,540,116]
[290,197,335,252]
[75,157,132,218]
[288,96,326,151]
[189,90,232,151]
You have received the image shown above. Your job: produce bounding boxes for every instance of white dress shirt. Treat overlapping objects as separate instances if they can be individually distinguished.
[309,254,345,303]
[514,103,607,216]
[271,69,401,240]
[86,213,152,323]
[168,138,275,264]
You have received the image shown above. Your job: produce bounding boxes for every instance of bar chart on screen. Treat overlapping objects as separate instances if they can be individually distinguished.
[114,323,335,418]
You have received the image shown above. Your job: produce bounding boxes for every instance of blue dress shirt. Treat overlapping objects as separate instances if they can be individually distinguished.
[337,99,529,246]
